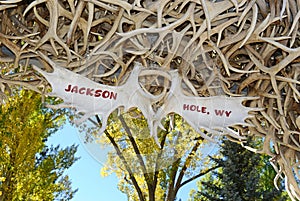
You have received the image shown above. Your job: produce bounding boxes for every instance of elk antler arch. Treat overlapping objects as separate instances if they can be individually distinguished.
[0,0,299,199]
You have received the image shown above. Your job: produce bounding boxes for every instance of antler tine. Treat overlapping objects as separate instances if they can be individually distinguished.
[0,0,300,199]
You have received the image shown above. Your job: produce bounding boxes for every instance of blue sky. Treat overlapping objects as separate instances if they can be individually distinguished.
[48,123,126,201]
[48,121,198,201]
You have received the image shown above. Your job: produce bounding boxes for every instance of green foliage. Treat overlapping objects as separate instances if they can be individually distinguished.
[190,138,291,201]
[93,110,216,201]
[0,89,78,201]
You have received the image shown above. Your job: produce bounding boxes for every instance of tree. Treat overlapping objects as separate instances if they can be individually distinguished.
[0,89,78,201]
[189,138,291,201]
[82,111,219,201]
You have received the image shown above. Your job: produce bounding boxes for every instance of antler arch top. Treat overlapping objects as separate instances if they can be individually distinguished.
[0,0,299,199]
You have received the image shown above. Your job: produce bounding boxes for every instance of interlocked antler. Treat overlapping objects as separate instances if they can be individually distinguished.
[0,0,299,199]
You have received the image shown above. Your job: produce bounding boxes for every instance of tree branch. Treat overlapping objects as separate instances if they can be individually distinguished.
[95,115,145,201]
[166,128,184,201]
[118,114,156,199]
[118,115,148,174]
[179,165,221,188]
[154,119,170,173]
[153,121,170,200]
[174,139,202,196]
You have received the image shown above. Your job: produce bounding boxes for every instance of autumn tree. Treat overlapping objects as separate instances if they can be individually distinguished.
[189,138,290,201]
[80,111,220,201]
[0,89,78,201]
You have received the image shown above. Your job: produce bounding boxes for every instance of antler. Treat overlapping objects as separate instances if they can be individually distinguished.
[0,0,299,199]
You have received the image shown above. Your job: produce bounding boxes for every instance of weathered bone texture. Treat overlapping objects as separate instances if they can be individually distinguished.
[0,0,299,199]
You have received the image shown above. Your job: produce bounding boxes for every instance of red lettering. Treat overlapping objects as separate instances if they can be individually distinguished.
[71,86,78,93]
[110,92,117,100]
[225,111,232,117]
[86,88,94,96]
[79,87,86,94]
[183,104,189,110]
[190,105,196,111]
[196,106,206,113]
[214,110,232,117]
[64,84,116,100]
[214,109,224,116]
[94,89,102,97]
[65,84,71,92]
[183,104,207,113]
[102,91,110,98]
[196,106,201,112]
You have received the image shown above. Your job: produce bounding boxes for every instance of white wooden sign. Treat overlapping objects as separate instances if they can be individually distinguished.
[152,71,257,144]
[34,55,258,145]
[34,56,163,136]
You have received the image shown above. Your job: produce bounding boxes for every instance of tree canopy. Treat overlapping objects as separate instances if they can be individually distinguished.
[0,89,78,201]
[190,138,291,201]
[82,111,219,201]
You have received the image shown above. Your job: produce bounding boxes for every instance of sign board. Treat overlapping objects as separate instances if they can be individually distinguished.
[34,56,258,145]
